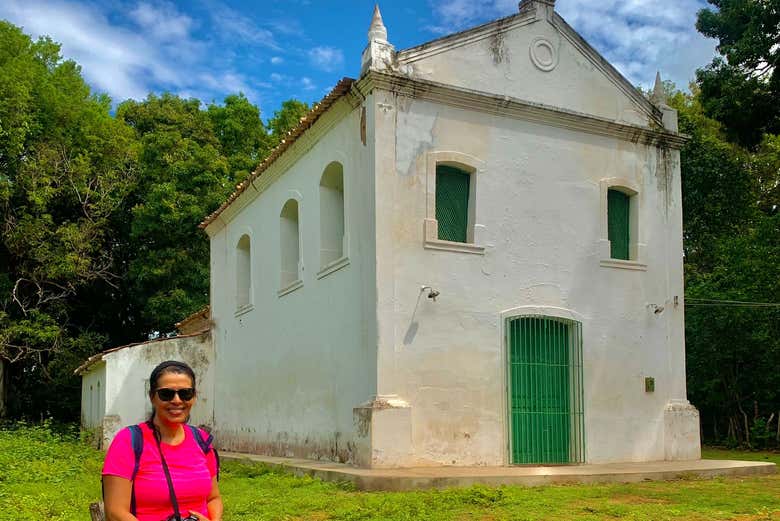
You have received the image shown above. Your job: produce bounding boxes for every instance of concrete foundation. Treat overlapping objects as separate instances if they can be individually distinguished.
[221,452,776,491]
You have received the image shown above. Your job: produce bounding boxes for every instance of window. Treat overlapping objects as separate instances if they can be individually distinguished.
[423,151,485,254]
[599,179,645,270]
[280,199,301,290]
[607,189,630,260]
[236,234,251,309]
[436,165,471,243]
[319,162,345,268]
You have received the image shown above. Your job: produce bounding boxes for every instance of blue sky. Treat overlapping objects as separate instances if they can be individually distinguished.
[1,0,718,120]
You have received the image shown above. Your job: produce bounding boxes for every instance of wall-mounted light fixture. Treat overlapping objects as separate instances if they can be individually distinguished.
[647,303,664,314]
[420,285,440,302]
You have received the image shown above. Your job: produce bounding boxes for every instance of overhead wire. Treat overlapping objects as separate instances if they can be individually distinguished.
[685,298,780,308]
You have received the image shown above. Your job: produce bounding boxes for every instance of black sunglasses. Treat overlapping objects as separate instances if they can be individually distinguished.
[154,387,196,401]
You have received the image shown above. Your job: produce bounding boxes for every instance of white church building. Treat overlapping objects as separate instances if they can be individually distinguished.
[155,0,701,468]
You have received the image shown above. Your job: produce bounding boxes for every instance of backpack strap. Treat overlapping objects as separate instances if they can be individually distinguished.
[128,424,144,516]
[188,425,220,481]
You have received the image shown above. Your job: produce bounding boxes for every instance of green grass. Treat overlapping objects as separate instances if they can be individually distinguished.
[1,424,779,520]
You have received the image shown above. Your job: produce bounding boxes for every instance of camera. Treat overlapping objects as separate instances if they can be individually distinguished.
[165,515,199,521]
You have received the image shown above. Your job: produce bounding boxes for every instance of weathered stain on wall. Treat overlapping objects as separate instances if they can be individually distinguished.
[488,26,510,65]
[218,430,358,464]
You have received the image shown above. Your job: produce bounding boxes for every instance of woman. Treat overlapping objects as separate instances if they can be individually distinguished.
[103,361,223,521]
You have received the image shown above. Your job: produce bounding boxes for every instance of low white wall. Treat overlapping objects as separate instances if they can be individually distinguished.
[81,364,106,432]
[100,332,214,445]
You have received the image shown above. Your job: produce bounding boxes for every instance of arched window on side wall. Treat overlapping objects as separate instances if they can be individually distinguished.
[236,234,251,309]
[280,199,300,289]
[320,161,345,268]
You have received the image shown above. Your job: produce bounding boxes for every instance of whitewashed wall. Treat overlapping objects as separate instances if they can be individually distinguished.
[398,9,651,127]
[81,363,106,432]
[208,100,377,464]
[372,91,690,465]
[81,333,214,448]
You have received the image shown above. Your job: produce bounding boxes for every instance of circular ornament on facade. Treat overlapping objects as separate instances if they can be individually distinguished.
[529,37,558,72]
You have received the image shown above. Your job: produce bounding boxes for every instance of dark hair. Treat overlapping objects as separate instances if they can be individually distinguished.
[147,361,197,429]
[148,360,196,398]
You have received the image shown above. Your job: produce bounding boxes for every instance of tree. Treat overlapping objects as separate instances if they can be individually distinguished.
[667,88,756,272]
[0,21,313,421]
[696,0,780,147]
[667,85,780,447]
[0,21,137,418]
[117,94,231,335]
[266,99,310,149]
[685,213,780,446]
[207,93,270,184]
[751,133,780,215]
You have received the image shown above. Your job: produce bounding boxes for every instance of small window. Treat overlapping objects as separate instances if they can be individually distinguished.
[608,189,630,260]
[280,199,300,288]
[436,165,471,243]
[320,162,345,268]
[236,235,251,309]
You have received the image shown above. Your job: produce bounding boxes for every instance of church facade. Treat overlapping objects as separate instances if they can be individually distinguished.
[201,0,700,468]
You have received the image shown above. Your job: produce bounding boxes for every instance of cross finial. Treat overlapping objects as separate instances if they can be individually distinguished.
[368,4,388,43]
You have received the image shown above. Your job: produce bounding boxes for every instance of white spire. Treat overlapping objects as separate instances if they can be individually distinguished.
[652,71,667,105]
[361,4,395,76]
[651,71,679,132]
[368,4,388,43]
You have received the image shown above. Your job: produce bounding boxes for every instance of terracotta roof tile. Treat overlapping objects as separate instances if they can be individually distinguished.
[175,305,210,330]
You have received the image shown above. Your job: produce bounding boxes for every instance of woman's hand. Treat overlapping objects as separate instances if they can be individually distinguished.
[188,510,213,521]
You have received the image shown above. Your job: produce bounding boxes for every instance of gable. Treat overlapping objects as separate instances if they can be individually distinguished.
[396,12,658,128]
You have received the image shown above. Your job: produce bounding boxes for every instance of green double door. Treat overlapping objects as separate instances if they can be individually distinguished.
[507,316,584,464]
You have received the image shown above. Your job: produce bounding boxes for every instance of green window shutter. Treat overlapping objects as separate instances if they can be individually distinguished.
[436,165,470,242]
[608,189,630,260]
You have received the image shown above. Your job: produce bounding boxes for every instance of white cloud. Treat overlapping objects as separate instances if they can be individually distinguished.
[425,0,717,91]
[0,0,266,105]
[270,56,284,65]
[128,2,194,42]
[308,46,344,72]
[556,0,717,89]
[270,73,315,93]
[0,0,175,100]
[200,0,279,50]
[426,0,516,34]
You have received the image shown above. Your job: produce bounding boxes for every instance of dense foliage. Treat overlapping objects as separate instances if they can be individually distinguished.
[0,21,137,418]
[680,0,780,447]
[0,21,310,420]
[695,0,780,148]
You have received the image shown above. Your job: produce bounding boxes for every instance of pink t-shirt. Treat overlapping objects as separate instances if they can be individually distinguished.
[103,423,217,521]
